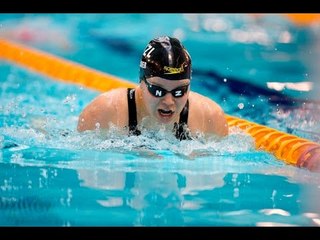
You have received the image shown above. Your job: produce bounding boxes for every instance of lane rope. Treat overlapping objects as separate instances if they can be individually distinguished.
[0,38,136,91]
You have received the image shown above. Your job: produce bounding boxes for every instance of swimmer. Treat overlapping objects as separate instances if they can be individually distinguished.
[77,36,228,140]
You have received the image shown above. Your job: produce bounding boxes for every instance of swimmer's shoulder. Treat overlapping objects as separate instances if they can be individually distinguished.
[189,91,222,112]
[96,87,130,121]
[89,88,128,109]
[78,88,130,131]
[188,91,228,137]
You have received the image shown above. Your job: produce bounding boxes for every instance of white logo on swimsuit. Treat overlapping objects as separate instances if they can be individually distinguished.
[129,89,134,99]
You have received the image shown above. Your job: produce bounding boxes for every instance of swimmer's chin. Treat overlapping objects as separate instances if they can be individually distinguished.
[156,110,177,124]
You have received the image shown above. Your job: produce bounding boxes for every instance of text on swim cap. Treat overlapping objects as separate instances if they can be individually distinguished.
[163,65,184,74]
[143,44,155,58]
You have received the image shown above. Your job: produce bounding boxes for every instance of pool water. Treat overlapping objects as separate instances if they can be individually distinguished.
[0,14,320,226]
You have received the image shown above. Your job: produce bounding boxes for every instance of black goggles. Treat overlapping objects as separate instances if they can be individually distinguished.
[142,78,189,98]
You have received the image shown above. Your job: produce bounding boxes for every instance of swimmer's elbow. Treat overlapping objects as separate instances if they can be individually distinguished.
[218,114,229,137]
[77,117,85,132]
[220,123,229,137]
[77,114,105,132]
[77,125,84,132]
[211,107,229,137]
[77,115,91,132]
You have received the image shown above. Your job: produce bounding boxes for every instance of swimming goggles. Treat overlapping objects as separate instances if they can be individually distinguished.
[142,77,189,98]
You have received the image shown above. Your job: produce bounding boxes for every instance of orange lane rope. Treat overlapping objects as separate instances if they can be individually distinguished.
[0,38,136,91]
[1,38,319,172]
[283,14,320,26]
[249,14,320,26]
[226,115,320,172]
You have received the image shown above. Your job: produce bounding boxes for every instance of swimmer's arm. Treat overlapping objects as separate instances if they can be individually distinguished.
[77,93,112,132]
[204,101,229,138]
[189,92,228,138]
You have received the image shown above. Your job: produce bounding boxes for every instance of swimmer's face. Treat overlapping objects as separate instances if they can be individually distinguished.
[141,76,190,124]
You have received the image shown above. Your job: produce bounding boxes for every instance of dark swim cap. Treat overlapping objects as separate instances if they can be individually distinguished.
[139,36,192,81]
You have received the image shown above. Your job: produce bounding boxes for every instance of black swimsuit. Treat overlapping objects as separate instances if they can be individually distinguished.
[127,88,191,140]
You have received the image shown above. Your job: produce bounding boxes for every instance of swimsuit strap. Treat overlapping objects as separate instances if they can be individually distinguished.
[127,88,141,136]
[179,99,189,126]
[174,100,191,140]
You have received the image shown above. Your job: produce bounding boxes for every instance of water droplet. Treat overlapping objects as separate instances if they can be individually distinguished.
[238,103,244,109]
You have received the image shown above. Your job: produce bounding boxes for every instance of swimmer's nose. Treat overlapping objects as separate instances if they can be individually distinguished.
[161,92,175,106]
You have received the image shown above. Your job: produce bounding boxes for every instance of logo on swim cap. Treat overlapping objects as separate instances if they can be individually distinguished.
[139,36,192,81]
[163,65,185,75]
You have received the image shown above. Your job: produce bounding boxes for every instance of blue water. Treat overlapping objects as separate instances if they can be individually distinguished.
[0,14,320,226]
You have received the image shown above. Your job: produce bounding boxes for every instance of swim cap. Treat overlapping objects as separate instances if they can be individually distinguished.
[139,36,192,81]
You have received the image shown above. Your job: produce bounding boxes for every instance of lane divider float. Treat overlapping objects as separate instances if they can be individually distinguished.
[0,38,136,91]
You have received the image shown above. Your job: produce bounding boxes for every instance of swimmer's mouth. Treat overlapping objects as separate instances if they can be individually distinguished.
[158,109,174,116]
